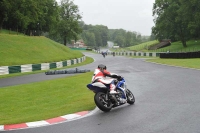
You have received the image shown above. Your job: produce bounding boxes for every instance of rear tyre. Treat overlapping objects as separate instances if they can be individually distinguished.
[126,89,135,104]
[94,92,112,112]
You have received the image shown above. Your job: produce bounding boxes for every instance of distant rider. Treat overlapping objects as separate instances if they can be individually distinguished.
[112,52,115,57]
[101,52,105,58]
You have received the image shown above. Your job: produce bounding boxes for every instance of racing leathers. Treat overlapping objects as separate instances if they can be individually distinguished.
[92,68,118,94]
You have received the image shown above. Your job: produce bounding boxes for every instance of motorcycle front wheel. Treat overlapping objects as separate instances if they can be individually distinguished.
[126,89,135,104]
[94,92,112,112]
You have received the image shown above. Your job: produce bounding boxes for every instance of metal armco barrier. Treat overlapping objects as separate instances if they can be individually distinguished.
[93,50,159,57]
[0,56,86,75]
[45,68,90,75]
[160,51,200,58]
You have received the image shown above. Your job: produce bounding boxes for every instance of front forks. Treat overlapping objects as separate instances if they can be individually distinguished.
[118,87,127,100]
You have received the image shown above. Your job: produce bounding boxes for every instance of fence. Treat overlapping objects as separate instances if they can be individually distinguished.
[160,51,200,58]
[0,56,86,75]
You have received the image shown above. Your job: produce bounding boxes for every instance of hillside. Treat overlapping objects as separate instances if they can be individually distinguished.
[110,39,200,53]
[149,40,200,52]
[127,40,159,51]
[0,34,83,66]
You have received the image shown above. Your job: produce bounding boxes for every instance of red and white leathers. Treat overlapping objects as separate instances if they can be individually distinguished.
[92,68,117,94]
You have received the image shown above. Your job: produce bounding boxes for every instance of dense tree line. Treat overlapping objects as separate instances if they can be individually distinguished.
[79,23,109,47]
[0,0,59,36]
[0,0,150,47]
[49,0,82,45]
[152,0,200,47]
[108,29,149,47]
[80,24,150,48]
[0,0,82,46]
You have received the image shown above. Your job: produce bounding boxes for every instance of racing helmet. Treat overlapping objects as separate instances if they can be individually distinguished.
[98,64,107,70]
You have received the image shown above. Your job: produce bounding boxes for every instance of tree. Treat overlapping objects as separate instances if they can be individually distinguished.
[38,0,59,33]
[108,29,144,47]
[0,0,11,30]
[114,35,125,47]
[95,25,108,47]
[93,29,102,47]
[152,0,197,47]
[179,0,200,39]
[6,0,38,34]
[130,32,138,45]
[1,0,59,35]
[125,31,132,47]
[80,24,109,47]
[57,0,82,45]
[81,31,96,46]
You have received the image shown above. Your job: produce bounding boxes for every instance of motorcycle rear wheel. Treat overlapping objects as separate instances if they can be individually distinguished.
[126,89,135,104]
[94,92,112,112]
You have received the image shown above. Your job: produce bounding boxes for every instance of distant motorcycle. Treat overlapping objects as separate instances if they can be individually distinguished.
[87,75,135,112]
[101,52,105,58]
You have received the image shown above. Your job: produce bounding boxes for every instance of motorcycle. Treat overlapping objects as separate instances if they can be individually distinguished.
[86,75,135,112]
[101,52,106,58]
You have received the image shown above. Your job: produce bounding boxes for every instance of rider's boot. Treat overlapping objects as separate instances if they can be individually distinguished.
[110,84,118,94]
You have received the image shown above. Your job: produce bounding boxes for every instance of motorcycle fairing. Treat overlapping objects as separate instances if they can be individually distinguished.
[116,80,127,99]
[87,82,109,93]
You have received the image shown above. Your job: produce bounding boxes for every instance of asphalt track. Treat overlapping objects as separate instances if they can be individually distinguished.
[2,52,200,133]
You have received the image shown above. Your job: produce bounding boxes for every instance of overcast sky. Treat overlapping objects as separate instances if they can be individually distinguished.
[56,0,155,36]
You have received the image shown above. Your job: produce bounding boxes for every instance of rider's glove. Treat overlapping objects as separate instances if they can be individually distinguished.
[117,75,122,80]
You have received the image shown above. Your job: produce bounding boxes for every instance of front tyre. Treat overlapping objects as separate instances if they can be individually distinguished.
[94,92,112,112]
[126,89,135,104]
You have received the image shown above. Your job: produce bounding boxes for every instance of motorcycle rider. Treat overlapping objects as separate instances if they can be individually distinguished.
[92,64,121,94]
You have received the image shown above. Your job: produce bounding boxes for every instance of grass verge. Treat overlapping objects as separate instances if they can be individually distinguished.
[0,56,94,79]
[0,34,83,66]
[149,40,200,52]
[0,72,95,125]
[146,58,200,69]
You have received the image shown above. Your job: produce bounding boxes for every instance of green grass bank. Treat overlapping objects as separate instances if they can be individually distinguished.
[0,72,95,125]
[1,31,200,125]
[0,33,83,66]
[146,58,200,69]
[0,32,96,125]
